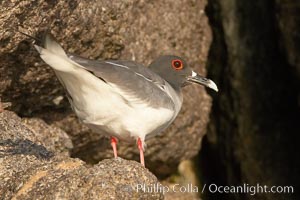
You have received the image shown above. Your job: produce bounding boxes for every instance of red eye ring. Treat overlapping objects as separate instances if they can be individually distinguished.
[171,59,183,70]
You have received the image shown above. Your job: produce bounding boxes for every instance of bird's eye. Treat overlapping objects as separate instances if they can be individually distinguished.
[171,59,183,70]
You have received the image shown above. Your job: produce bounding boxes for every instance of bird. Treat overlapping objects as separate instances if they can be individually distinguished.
[34,34,218,167]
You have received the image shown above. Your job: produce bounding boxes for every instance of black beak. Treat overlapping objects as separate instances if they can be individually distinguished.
[187,71,218,92]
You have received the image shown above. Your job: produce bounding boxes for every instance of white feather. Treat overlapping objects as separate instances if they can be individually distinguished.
[34,45,76,72]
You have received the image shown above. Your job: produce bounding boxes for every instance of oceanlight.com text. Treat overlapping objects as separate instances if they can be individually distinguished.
[203,183,294,196]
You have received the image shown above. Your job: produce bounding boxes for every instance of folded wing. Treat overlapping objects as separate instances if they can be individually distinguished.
[68,54,176,110]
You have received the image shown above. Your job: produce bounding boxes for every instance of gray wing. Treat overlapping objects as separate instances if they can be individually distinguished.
[68,54,175,110]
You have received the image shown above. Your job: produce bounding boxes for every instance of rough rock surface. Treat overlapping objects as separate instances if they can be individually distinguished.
[201,0,300,200]
[164,160,201,200]
[0,0,212,177]
[276,0,300,79]
[0,110,163,200]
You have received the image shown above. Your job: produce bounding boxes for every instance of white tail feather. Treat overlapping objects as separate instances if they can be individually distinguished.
[34,35,76,73]
[44,34,67,57]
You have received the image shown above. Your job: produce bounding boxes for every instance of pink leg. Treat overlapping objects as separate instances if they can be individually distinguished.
[137,138,145,167]
[110,137,118,158]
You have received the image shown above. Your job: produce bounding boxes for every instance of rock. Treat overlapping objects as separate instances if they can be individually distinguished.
[0,111,163,199]
[163,160,201,200]
[21,117,73,155]
[0,100,11,112]
[0,0,212,177]
[276,0,300,79]
[0,110,70,156]
[6,158,164,200]
[202,0,299,200]
[165,190,200,200]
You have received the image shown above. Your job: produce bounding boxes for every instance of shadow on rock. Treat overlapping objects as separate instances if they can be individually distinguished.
[0,139,54,159]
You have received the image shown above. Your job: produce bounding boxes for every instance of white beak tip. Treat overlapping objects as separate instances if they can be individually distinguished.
[208,80,218,92]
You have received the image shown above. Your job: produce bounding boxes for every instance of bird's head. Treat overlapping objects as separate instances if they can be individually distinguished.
[148,55,218,92]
